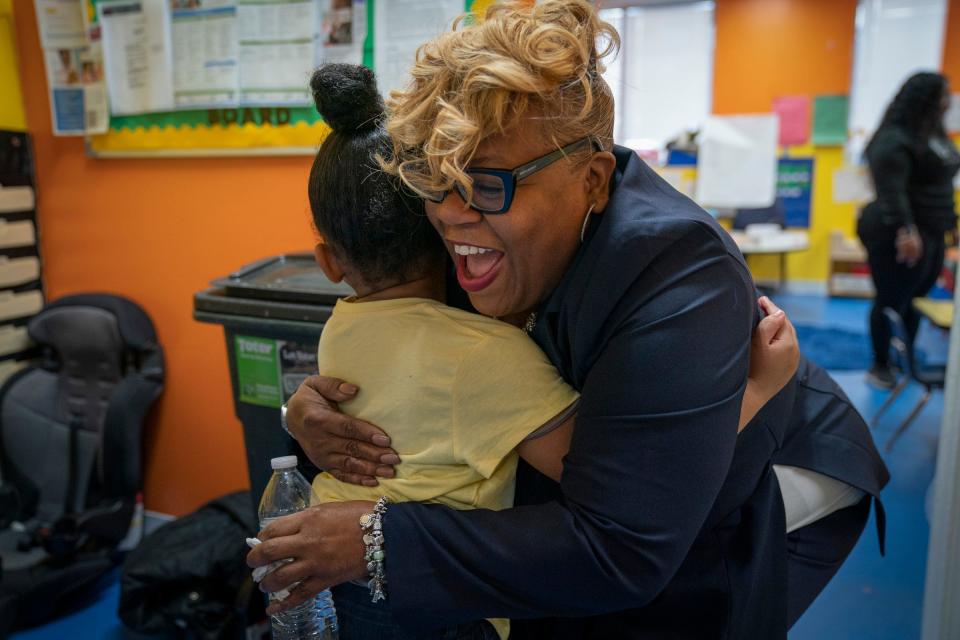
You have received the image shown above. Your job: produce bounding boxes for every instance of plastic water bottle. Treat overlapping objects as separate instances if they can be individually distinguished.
[259,455,339,640]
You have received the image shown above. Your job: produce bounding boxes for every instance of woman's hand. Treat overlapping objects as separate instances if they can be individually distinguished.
[287,376,399,486]
[246,501,373,615]
[895,226,923,266]
[739,296,800,431]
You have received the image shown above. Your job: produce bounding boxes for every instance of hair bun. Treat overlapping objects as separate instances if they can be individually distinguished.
[311,63,384,133]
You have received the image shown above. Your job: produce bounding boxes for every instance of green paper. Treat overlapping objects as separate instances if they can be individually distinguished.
[812,95,849,146]
[235,335,282,408]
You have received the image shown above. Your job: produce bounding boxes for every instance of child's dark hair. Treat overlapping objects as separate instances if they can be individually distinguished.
[308,64,444,287]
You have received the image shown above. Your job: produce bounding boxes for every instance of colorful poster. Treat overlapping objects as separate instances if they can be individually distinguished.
[317,0,365,66]
[812,95,849,146]
[43,45,109,134]
[777,157,813,228]
[773,95,810,146]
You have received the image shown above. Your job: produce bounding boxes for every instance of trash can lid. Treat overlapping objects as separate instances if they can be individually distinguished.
[212,253,354,305]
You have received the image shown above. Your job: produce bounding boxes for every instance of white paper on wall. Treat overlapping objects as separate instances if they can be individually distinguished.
[237,0,316,106]
[695,114,779,209]
[98,0,175,115]
[373,0,462,98]
[832,166,876,204]
[945,93,960,135]
[171,0,240,108]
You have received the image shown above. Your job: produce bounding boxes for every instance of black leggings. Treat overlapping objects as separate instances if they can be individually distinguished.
[857,218,945,366]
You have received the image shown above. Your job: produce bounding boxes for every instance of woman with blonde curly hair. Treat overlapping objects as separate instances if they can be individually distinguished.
[250,2,888,637]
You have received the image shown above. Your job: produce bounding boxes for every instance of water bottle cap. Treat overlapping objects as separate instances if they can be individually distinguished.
[270,455,298,470]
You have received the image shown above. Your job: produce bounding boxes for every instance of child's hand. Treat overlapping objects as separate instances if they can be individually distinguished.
[747,296,800,402]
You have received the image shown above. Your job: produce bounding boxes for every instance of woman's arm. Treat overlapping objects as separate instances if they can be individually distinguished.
[284,376,397,485]
[521,297,798,483]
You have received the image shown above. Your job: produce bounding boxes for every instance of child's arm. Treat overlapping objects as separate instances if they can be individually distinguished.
[740,297,799,432]
[517,298,799,482]
[516,412,575,482]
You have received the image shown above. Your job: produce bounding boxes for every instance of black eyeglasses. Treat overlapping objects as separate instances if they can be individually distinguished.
[402,136,601,214]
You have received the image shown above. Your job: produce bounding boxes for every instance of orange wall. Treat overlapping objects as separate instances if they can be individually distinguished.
[945,0,960,83]
[13,0,317,516]
[713,0,858,114]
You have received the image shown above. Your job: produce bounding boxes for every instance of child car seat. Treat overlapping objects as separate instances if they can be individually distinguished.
[0,294,164,635]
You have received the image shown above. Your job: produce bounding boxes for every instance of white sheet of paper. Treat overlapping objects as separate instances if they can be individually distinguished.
[34,0,87,48]
[945,94,960,135]
[695,115,779,209]
[98,0,175,115]
[171,0,239,108]
[315,0,364,66]
[237,0,316,106]
[373,0,462,98]
[832,166,875,204]
[43,44,109,135]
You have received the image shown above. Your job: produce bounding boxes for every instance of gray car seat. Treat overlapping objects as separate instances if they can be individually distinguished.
[0,293,164,636]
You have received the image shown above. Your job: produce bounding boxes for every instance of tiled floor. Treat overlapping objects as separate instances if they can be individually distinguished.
[10,294,949,640]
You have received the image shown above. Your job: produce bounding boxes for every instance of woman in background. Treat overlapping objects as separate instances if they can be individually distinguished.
[858,72,959,388]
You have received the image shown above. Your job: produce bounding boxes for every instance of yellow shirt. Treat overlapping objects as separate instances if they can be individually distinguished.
[311,297,578,640]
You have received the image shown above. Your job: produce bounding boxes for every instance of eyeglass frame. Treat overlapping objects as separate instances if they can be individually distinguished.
[420,135,602,214]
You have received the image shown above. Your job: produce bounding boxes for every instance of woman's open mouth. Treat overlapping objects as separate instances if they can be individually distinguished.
[453,243,504,292]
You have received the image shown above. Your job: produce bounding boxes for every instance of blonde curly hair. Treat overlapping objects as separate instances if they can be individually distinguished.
[384,0,619,203]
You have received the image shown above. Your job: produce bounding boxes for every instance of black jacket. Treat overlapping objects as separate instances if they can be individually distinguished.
[383,147,888,639]
[861,125,959,234]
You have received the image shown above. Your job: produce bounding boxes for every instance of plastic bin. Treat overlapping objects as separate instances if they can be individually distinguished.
[193,253,353,509]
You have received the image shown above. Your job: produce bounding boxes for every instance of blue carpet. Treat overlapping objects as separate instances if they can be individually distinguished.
[795,324,873,370]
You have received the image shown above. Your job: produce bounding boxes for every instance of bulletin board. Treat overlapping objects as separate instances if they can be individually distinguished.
[85,0,494,157]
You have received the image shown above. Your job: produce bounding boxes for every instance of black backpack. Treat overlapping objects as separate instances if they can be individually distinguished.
[118,491,268,640]
[0,294,164,636]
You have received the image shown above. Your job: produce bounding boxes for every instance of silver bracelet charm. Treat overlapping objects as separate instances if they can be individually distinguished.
[359,496,390,602]
[280,403,291,437]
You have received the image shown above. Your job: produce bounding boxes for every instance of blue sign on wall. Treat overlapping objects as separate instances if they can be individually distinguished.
[777,157,814,228]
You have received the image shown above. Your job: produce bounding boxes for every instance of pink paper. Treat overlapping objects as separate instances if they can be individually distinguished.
[773,96,811,146]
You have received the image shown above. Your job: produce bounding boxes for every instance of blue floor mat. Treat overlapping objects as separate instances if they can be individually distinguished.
[795,324,873,370]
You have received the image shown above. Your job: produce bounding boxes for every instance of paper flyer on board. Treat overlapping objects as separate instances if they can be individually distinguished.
[33,0,87,48]
[316,0,364,66]
[373,0,462,97]
[43,45,110,134]
[98,0,175,115]
[171,0,240,108]
[35,0,109,135]
[237,0,316,105]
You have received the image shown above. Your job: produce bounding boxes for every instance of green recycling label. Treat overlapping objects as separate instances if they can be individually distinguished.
[235,335,283,408]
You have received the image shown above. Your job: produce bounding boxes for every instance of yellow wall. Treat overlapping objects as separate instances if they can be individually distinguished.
[0,0,26,130]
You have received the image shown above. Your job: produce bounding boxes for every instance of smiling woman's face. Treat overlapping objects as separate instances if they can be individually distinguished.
[425,123,615,319]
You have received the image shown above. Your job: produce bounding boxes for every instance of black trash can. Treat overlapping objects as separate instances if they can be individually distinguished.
[193,253,353,512]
